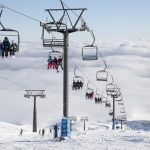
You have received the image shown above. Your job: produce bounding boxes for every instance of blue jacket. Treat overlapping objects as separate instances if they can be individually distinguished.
[47,58,54,63]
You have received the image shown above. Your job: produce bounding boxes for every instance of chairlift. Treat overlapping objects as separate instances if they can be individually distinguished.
[105,101,111,108]
[40,22,66,47]
[106,84,118,96]
[0,8,20,52]
[106,75,117,94]
[118,101,124,105]
[112,88,121,98]
[120,108,125,113]
[94,89,102,104]
[115,94,123,102]
[96,61,108,81]
[49,49,63,59]
[82,31,98,61]
[47,47,63,69]
[72,68,84,90]
[121,115,127,121]
[85,81,94,100]
[82,45,98,61]
[109,110,113,116]
[100,92,107,103]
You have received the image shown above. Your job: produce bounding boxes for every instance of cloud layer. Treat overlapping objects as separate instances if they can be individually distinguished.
[0,39,149,126]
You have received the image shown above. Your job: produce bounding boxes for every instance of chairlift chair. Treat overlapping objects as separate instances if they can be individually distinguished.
[106,83,118,95]
[120,108,125,114]
[49,50,63,59]
[85,82,94,100]
[82,28,98,61]
[105,101,111,108]
[82,45,98,61]
[121,115,127,121]
[94,89,102,104]
[117,115,127,121]
[96,70,108,81]
[40,22,66,47]
[0,8,20,52]
[101,92,107,103]
[106,75,118,95]
[115,94,123,102]
[96,61,108,81]
[118,101,124,105]
[72,68,84,90]
[47,49,63,69]
[0,28,20,52]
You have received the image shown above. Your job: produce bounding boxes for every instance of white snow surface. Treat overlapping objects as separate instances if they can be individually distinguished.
[0,121,150,150]
[0,40,150,149]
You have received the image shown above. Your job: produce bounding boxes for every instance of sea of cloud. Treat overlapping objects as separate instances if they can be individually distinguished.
[0,39,149,127]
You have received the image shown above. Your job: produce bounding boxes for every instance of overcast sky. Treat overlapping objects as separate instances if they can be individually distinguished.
[0,0,150,41]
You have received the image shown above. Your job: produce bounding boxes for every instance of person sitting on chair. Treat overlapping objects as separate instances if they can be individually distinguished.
[0,40,4,58]
[10,40,17,57]
[2,37,10,58]
[56,56,63,72]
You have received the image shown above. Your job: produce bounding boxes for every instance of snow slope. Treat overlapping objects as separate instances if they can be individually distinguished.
[0,121,150,150]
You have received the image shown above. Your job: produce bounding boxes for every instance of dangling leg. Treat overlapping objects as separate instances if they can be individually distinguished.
[5,50,8,58]
[1,50,4,58]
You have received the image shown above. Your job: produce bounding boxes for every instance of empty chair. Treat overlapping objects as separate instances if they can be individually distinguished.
[82,45,98,60]
[40,22,66,47]
[120,108,125,113]
[96,61,108,81]
[82,30,98,61]
[115,94,123,102]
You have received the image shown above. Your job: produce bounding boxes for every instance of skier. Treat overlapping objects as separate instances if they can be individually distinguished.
[42,129,45,136]
[47,56,54,69]
[19,129,23,136]
[0,40,4,57]
[39,129,41,135]
[2,37,10,58]
[10,40,17,57]
[56,56,63,73]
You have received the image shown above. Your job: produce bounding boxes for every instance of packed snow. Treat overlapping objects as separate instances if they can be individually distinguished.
[0,40,150,149]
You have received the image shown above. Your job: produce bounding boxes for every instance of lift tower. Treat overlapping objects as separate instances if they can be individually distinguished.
[24,90,46,132]
[40,0,87,118]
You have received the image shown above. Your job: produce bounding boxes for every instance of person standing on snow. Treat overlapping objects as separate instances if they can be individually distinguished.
[42,129,45,136]
[19,129,23,136]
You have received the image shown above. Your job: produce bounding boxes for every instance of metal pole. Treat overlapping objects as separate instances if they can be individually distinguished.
[121,120,123,130]
[84,120,86,131]
[112,95,115,130]
[33,96,37,132]
[63,31,69,118]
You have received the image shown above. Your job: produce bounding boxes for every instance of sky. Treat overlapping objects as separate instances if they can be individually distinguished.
[0,0,150,41]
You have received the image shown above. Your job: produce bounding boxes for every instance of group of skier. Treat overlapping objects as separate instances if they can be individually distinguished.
[72,80,83,90]
[47,55,63,72]
[0,37,18,58]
